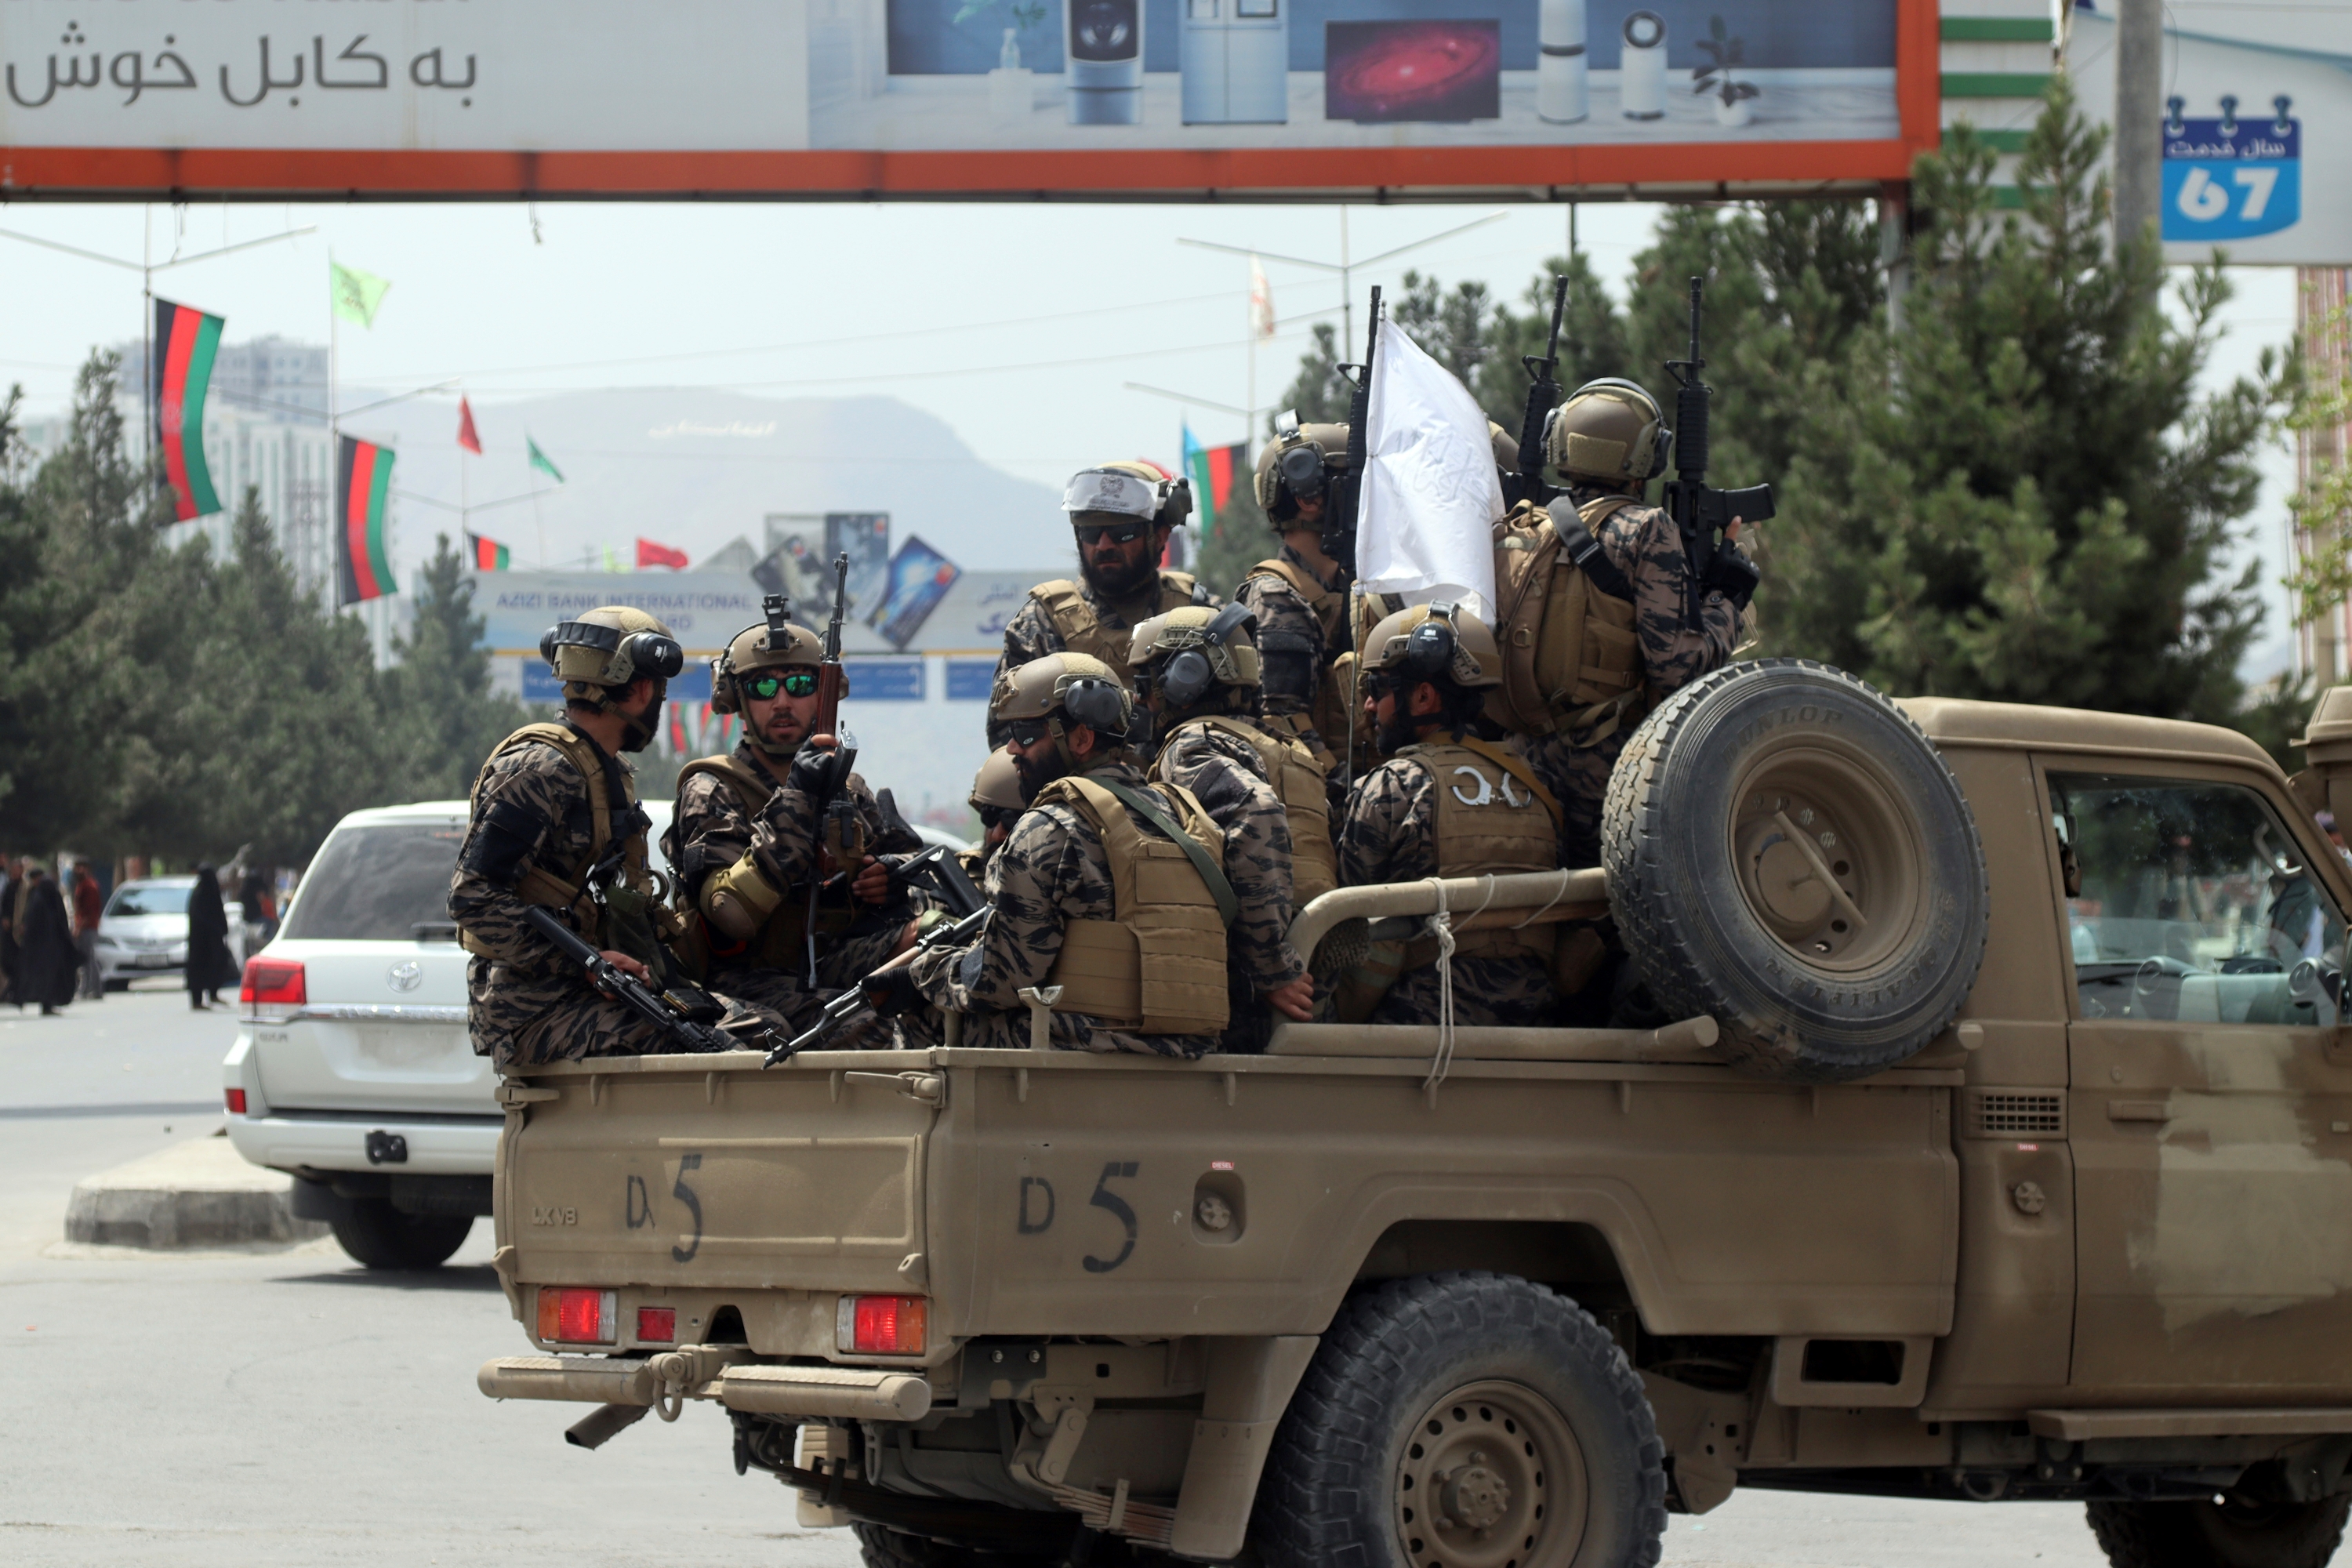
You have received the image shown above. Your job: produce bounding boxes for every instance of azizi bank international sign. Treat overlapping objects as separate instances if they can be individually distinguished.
[0,0,1940,201]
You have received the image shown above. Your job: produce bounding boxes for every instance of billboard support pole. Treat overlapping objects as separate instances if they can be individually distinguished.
[2114,0,2164,260]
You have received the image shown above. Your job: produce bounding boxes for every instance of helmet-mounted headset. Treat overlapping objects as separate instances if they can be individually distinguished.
[1144,601,1258,710]
[539,619,685,686]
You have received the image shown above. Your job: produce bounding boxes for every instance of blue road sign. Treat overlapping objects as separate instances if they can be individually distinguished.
[2164,109,2300,243]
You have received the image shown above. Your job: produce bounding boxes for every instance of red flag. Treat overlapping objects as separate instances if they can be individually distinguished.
[637,537,689,570]
[456,397,483,455]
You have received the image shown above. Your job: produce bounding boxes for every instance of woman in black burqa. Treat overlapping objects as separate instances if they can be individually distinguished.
[185,866,241,1011]
[14,866,80,1016]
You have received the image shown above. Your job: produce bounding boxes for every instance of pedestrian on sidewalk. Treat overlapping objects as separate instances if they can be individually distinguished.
[185,865,240,1011]
[71,862,105,1000]
[15,866,78,1016]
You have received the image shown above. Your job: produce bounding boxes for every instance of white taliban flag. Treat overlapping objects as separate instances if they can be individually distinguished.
[1358,316,1501,622]
[1248,255,1276,339]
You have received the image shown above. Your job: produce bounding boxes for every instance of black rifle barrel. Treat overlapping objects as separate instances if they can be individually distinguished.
[521,905,731,1055]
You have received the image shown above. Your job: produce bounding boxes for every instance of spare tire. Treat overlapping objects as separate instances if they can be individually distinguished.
[1602,659,1987,1081]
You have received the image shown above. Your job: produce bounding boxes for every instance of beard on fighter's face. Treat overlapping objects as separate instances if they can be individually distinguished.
[1079,540,1158,598]
[1012,745,1072,805]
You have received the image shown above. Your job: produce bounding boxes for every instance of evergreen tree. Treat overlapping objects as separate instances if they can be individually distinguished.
[1764,81,2281,720]
[380,533,529,800]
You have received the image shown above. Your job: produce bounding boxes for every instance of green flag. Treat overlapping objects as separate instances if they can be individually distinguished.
[330,261,391,327]
[528,435,565,483]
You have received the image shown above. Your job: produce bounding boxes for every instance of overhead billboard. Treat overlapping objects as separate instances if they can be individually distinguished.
[0,0,1937,199]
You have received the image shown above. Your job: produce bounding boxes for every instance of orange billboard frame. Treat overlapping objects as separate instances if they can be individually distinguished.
[0,0,1937,202]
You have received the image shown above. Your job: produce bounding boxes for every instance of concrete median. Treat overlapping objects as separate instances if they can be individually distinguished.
[64,1134,328,1249]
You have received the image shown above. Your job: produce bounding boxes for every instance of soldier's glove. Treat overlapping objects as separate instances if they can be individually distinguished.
[1702,539,1761,611]
[785,742,844,800]
[862,965,924,1019]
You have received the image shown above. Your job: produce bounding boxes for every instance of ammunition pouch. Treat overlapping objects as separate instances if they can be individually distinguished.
[702,847,788,943]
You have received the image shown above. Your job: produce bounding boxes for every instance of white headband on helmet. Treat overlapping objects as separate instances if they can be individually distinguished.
[1062,468,1162,521]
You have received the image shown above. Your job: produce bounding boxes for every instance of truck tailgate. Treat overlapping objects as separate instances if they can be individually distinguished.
[503,1051,936,1296]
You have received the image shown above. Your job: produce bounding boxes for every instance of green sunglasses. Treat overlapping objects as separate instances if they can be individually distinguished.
[744,670,820,701]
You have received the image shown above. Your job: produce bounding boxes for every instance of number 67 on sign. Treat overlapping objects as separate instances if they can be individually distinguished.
[2163,104,2300,242]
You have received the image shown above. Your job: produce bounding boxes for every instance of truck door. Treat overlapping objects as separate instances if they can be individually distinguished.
[2049,766,2352,1396]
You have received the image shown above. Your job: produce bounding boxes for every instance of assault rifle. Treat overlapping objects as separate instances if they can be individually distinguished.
[1323,285,1383,580]
[521,905,762,1058]
[884,843,987,920]
[1661,276,1775,627]
[764,904,993,1065]
[1509,274,1572,510]
[804,552,862,986]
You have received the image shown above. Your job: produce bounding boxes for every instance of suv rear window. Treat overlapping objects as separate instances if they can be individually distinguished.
[281,822,467,942]
[107,883,191,916]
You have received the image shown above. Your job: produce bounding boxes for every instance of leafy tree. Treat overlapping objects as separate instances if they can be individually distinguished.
[2283,292,2350,633]
[1764,81,2282,722]
[380,533,529,802]
[1275,322,1350,426]
[1191,466,1277,601]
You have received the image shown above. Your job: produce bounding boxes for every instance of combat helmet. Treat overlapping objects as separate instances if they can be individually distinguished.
[999,652,1134,767]
[1127,602,1260,710]
[969,750,1026,815]
[1544,379,1672,485]
[709,601,828,754]
[1063,460,1194,533]
[1255,412,1349,524]
[539,605,684,750]
[1360,601,1504,691]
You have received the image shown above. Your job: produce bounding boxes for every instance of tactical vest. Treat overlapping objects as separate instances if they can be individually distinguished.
[1033,773,1230,1036]
[463,722,660,966]
[1249,557,1357,764]
[1173,713,1338,910]
[1031,572,1204,684]
[1489,496,1646,747]
[675,752,856,972]
[1399,739,1563,964]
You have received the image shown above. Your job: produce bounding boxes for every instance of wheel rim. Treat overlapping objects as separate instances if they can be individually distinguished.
[1727,739,1927,975]
[1393,1379,1586,1568]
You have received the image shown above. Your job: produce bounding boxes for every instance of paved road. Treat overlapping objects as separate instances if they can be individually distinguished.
[0,990,2113,1566]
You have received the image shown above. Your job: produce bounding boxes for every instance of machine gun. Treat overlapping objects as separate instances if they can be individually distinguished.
[1322,285,1383,580]
[763,904,993,1065]
[804,552,862,986]
[1661,276,1775,626]
[521,906,766,1058]
[1509,273,1572,510]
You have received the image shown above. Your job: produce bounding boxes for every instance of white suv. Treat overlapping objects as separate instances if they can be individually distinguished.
[224,799,672,1269]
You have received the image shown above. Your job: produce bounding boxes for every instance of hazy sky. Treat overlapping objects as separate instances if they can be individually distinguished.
[0,198,2301,673]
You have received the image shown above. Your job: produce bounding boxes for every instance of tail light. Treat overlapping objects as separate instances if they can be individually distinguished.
[225,1088,248,1115]
[637,1307,677,1344]
[537,1287,616,1345]
[840,1294,927,1356]
[240,957,305,1009]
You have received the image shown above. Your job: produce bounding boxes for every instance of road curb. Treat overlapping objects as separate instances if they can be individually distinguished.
[64,1136,329,1249]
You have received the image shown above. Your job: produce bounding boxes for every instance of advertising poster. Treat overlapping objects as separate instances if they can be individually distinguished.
[2071,5,2352,267]
[0,0,1930,198]
[826,512,894,622]
[871,535,966,651]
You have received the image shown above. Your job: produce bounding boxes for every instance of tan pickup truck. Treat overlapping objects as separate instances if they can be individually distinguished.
[477,662,2352,1568]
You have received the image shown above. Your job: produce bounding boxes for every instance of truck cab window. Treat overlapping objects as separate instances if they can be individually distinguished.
[2049,773,2344,1026]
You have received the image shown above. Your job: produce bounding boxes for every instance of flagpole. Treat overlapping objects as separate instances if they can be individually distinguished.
[328,247,341,619]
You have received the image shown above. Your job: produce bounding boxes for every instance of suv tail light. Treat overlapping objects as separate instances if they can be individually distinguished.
[537,1287,617,1345]
[240,957,305,1008]
[840,1294,927,1356]
[225,1088,248,1115]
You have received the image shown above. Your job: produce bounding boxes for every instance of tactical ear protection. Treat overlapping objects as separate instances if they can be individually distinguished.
[1056,676,1131,740]
[541,619,685,685]
[1266,410,1334,521]
[709,651,740,716]
[1156,601,1258,710]
[1401,604,1461,682]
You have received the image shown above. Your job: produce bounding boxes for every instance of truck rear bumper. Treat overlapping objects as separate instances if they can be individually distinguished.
[477,1355,934,1421]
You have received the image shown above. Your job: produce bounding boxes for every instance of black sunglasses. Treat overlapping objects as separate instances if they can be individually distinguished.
[744,670,820,701]
[1074,521,1149,546]
[1004,718,1054,747]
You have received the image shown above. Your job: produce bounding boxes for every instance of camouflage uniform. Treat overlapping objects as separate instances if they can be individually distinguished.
[1511,488,1746,869]
[1150,718,1308,1052]
[906,760,1231,1059]
[449,728,677,1071]
[664,739,923,1036]
[1236,543,1354,796]
[988,573,1217,747]
[1337,755,1557,1029]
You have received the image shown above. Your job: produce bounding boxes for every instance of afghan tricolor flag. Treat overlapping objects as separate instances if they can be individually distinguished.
[152,298,225,521]
[1182,423,1248,539]
[335,434,397,606]
[464,530,511,571]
